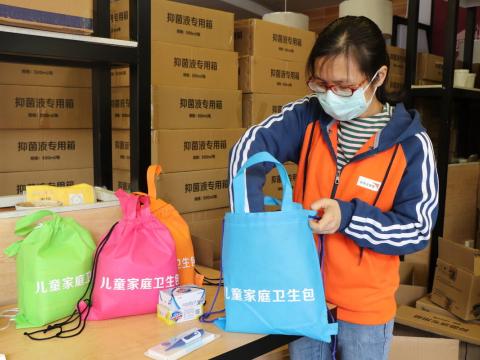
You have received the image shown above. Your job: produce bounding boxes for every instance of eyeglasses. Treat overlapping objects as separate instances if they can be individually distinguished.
[307,77,368,97]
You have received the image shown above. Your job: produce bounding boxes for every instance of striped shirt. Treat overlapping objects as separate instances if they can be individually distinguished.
[337,103,393,170]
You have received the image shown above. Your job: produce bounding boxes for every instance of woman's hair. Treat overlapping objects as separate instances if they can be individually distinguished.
[307,16,401,104]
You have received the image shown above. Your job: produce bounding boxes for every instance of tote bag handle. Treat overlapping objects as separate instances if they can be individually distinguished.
[232,152,294,213]
[147,165,162,199]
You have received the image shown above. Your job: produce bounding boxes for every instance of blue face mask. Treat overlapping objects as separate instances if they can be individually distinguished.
[316,72,379,121]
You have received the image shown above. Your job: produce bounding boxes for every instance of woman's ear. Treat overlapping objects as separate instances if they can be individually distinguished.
[373,65,388,87]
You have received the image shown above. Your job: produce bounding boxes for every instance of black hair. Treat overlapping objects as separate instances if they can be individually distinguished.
[307,16,402,104]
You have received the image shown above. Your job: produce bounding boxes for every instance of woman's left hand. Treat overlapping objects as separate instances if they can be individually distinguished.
[309,198,342,234]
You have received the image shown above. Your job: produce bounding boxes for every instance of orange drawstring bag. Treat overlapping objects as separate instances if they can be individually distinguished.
[144,165,203,286]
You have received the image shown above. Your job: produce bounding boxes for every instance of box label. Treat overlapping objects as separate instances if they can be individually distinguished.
[0,85,92,129]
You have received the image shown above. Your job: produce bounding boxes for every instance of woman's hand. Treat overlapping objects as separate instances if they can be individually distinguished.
[309,199,342,234]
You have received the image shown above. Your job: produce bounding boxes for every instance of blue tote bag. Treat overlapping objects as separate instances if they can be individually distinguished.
[214,152,337,342]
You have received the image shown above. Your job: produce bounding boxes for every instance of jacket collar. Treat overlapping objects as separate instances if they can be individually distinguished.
[316,101,424,151]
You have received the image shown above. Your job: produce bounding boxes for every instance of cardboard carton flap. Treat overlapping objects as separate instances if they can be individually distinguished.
[439,237,480,275]
[395,305,480,346]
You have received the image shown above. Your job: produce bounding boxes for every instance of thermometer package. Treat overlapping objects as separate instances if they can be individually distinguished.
[144,328,218,360]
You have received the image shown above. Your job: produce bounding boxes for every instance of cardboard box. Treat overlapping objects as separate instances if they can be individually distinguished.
[416,53,444,82]
[111,66,129,87]
[111,86,242,129]
[414,296,480,360]
[0,168,93,196]
[112,168,130,191]
[439,237,480,275]
[263,163,298,200]
[389,336,459,360]
[234,19,315,62]
[152,86,242,129]
[395,305,480,346]
[113,127,245,175]
[242,93,305,127]
[385,73,405,93]
[189,217,223,268]
[0,85,92,129]
[0,129,93,172]
[431,258,480,321]
[239,56,309,95]
[444,162,480,240]
[0,0,93,35]
[183,208,227,268]
[155,168,229,214]
[387,45,406,77]
[151,42,238,90]
[460,342,480,360]
[396,262,429,306]
[111,130,130,170]
[416,295,459,319]
[151,128,244,173]
[111,0,234,51]
[0,62,91,87]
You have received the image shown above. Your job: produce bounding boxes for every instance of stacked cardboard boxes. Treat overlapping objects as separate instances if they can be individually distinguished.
[395,162,480,359]
[385,46,462,91]
[235,19,316,200]
[430,162,480,322]
[236,19,314,126]
[0,62,94,196]
[110,1,244,269]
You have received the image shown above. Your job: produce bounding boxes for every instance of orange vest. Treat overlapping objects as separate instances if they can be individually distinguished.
[294,121,407,325]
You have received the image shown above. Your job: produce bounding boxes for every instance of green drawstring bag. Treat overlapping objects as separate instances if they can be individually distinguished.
[4,210,96,329]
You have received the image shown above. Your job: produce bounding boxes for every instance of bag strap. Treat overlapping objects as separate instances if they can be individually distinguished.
[24,222,118,340]
[147,165,162,199]
[14,210,59,237]
[232,152,294,213]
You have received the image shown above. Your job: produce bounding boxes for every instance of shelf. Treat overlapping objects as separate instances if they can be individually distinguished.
[0,24,137,64]
[410,85,444,97]
[409,85,480,100]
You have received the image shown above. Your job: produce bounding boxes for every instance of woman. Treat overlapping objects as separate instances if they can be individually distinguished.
[228,16,438,360]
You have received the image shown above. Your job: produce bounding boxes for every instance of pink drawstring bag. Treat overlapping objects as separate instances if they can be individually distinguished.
[81,189,179,321]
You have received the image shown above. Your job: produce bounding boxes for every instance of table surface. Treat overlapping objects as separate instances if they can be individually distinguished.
[0,266,310,360]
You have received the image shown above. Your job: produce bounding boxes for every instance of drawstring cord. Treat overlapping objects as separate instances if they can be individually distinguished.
[198,220,225,323]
